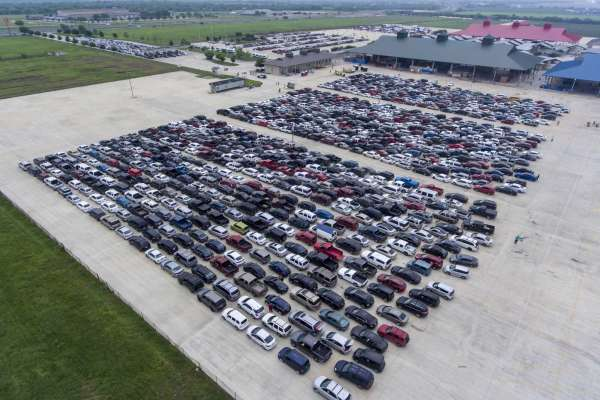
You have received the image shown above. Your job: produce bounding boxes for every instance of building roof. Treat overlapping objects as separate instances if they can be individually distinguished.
[351,35,540,71]
[544,52,600,82]
[453,20,581,43]
[264,52,333,68]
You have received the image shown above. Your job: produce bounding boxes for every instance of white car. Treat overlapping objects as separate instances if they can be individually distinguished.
[222,307,249,331]
[255,211,275,225]
[116,208,131,220]
[322,331,353,354]
[208,225,229,239]
[146,189,161,201]
[105,189,120,200]
[508,183,527,193]
[337,267,368,287]
[237,296,265,319]
[349,234,369,247]
[371,244,397,259]
[274,223,295,237]
[313,376,351,400]
[116,226,134,240]
[101,200,119,213]
[337,197,360,211]
[159,224,177,238]
[68,179,82,189]
[261,313,293,337]
[242,167,259,177]
[466,232,493,247]
[246,231,267,246]
[452,178,473,189]
[257,174,273,184]
[161,197,178,210]
[160,259,184,276]
[453,235,480,252]
[411,229,435,243]
[285,253,309,270]
[352,213,373,225]
[76,200,92,213]
[225,250,245,267]
[443,264,470,279]
[332,202,353,215]
[291,185,312,197]
[432,173,452,183]
[175,193,192,204]
[427,281,455,300]
[246,325,276,350]
[145,248,166,264]
[294,209,316,223]
[89,193,105,204]
[265,242,288,257]
[383,216,409,231]
[65,194,81,205]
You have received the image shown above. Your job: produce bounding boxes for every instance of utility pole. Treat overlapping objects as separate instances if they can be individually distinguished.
[129,79,135,98]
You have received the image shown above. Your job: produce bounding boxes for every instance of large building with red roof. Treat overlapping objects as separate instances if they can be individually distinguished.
[453,20,581,43]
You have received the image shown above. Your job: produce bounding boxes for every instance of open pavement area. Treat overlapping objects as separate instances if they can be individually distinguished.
[1,61,599,400]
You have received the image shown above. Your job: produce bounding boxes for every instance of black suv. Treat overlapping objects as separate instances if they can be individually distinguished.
[344,287,374,308]
[396,296,429,318]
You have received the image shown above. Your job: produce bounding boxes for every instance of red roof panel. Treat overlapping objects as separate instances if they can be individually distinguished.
[453,21,581,43]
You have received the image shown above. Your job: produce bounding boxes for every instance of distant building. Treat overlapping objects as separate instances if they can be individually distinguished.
[453,20,581,43]
[264,52,336,75]
[544,51,600,94]
[350,33,540,82]
[54,8,140,21]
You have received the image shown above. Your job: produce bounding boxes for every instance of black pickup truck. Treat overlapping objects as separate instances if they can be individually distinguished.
[290,331,332,363]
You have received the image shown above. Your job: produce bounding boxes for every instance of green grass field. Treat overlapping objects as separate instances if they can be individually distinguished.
[0,194,231,400]
[0,36,180,99]
[104,16,472,46]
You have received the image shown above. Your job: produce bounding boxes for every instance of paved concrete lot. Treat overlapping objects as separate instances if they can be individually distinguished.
[1,68,599,400]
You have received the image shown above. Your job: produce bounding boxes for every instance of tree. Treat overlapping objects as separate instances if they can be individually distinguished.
[14,20,24,26]
[216,52,226,62]
[229,56,236,63]
[112,33,118,38]
[99,31,104,37]
[169,40,174,46]
[204,49,214,60]
[123,32,129,38]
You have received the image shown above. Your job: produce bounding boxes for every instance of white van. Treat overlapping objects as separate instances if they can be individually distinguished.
[360,250,392,270]
[416,188,438,200]
[294,209,316,223]
[262,313,293,337]
[222,307,249,330]
[382,185,402,195]
[291,185,312,197]
[427,281,455,300]
[285,254,309,270]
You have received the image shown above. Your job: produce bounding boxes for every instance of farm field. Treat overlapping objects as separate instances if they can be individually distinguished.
[0,36,180,99]
[103,15,472,45]
[0,194,231,400]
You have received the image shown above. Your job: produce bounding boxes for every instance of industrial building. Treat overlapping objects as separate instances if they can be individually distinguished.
[209,77,245,93]
[350,32,540,82]
[54,8,140,20]
[453,20,581,43]
[544,51,600,94]
[264,52,335,75]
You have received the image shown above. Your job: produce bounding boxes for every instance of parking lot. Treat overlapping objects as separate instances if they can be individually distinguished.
[1,70,599,400]
[320,73,567,126]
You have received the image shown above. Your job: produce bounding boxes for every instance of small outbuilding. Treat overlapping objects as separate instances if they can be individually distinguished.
[209,77,245,93]
[264,52,335,75]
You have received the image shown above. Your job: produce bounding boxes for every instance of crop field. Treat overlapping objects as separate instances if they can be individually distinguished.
[0,195,230,400]
[0,36,180,99]
[103,16,472,46]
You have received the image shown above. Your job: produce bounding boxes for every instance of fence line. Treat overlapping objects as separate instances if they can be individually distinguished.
[3,192,241,400]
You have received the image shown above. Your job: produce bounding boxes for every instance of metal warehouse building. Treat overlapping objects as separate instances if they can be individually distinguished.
[544,51,600,94]
[350,32,541,82]
[264,52,335,75]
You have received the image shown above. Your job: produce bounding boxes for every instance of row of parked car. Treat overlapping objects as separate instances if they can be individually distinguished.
[76,36,185,59]
[19,113,497,399]
[219,88,544,197]
[320,73,567,126]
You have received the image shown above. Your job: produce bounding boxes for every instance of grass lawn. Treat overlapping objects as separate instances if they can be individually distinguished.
[104,16,471,46]
[0,36,181,99]
[0,193,231,400]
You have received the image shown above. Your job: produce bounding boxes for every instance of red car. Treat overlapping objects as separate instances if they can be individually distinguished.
[244,180,263,190]
[377,274,406,292]
[314,242,344,262]
[210,256,239,276]
[377,324,410,347]
[295,230,317,246]
[473,185,496,195]
[335,215,358,231]
[415,253,443,270]
[226,234,253,253]
[404,201,425,211]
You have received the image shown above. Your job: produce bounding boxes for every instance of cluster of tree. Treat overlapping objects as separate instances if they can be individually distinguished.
[57,24,93,36]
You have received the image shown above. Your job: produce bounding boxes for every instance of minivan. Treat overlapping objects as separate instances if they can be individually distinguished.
[290,288,322,311]
[361,250,392,270]
[262,313,293,337]
[222,307,249,330]
[100,215,121,230]
[407,259,432,276]
[175,250,198,268]
[278,347,310,374]
[213,278,241,301]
